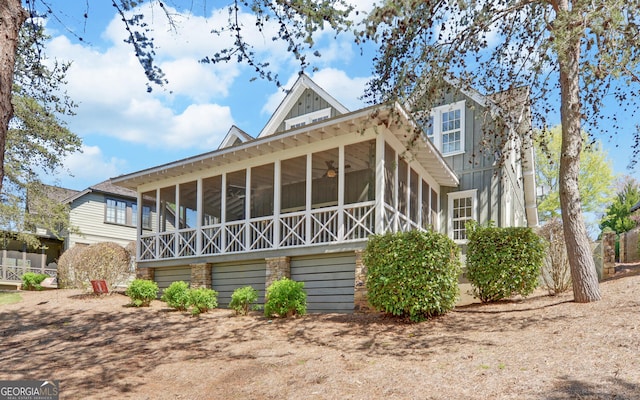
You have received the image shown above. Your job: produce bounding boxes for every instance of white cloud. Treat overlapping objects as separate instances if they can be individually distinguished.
[62,145,127,184]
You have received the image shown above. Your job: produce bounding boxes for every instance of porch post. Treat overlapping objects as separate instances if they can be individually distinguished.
[265,256,291,289]
[338,145,345,241]
[375,134,385,234]
[196,178,203,255]
[274,160,281,248]
[354,250,373,313]
[305,154,312,244]
[190,263,213,289]
[136,191,142,261]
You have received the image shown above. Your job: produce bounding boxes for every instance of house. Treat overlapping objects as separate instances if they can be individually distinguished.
[1,180,140,285]
[111,74,538,313]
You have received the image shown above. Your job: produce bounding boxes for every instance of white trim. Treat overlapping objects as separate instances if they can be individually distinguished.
[447,189,477,244]
[284,107,332,130]
[423,100,466,156]
[258,74,349,138]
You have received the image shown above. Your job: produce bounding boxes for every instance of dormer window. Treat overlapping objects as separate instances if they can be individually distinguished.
[285,108,332,130]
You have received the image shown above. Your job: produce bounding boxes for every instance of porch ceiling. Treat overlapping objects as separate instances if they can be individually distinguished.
[111,104,459,190]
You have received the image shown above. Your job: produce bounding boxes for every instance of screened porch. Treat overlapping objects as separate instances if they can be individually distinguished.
[136,135,443,262]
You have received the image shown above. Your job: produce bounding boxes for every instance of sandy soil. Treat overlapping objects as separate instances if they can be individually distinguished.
[1,271,639,400]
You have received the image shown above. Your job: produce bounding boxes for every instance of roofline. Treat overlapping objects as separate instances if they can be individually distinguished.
[112,102,458,188]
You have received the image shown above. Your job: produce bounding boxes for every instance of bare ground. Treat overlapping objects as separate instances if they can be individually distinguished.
[1,271,639,400]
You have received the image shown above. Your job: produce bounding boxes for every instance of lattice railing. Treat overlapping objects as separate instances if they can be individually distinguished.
[158,233,176,258]
[280,212,306,247]
[225,221,246,253]
[343,202,375,241]
[178,229,197,257]
[140,235,156,260]
[249,217,274,250]
[310,207,339,244]
[202,225,222,255]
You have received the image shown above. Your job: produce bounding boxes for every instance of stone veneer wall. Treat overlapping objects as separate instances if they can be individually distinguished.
[190,263,212,289]
[354,250,373,313]
[265,257,291,288]
[602,232,616,279]
[136,267,154,281]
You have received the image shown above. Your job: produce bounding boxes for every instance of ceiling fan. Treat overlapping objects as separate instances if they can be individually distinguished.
[321,160,350,178]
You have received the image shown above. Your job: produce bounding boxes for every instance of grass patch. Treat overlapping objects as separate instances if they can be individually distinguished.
[0,292,22,306]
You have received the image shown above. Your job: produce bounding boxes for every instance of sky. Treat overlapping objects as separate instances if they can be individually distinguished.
[31,0,640,192]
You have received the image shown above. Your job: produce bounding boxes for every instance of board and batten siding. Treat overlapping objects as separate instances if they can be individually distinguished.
[275,88,339,134]
[67,193,137,249]
[155,266,191,292]
[212,261,267,309]
[290,253,356,314]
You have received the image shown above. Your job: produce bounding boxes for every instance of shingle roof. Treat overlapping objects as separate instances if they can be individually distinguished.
[631,199,640,213]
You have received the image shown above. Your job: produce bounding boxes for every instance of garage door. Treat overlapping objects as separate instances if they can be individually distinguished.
[291,253,355,313]
[212,261,266,309]
[155,266,191,293]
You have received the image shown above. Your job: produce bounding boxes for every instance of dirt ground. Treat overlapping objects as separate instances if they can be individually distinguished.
[1,270,639,400]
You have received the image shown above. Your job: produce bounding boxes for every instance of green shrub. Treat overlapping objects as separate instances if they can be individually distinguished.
[21,272,49,291]
[188,288,218,315]
[126,279,158,307]
[264,278,306,318]
[229,286,259,315]
[466,222,545,303]
[364,230,461,322]
[161,281,191,311]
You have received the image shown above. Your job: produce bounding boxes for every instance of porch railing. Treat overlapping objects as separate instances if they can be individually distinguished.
[139,200,395,261]
[0,263,57,283]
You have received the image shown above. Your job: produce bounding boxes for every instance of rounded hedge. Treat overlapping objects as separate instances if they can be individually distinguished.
[363,230,461,322]
[161,281,191,311]
[264,278,306,318]
[466,222,545,303]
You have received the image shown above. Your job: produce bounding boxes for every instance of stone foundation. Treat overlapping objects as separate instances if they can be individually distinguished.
[354,250,373,313]
[602,231,616,279]
[136,267,155,281]
[265,257,290,288]
[190,263,212,289]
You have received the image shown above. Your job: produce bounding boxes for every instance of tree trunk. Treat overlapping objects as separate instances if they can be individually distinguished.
[0,0,27,194]
[557,14,602,303]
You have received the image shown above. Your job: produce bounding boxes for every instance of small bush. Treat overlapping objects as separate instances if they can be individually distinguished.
[58,242,131,290]
[364,230,461,322]
[264,278,306,318]
[188,288,218,315]
[229,286,259,315]
[161,281,191,311]
[21,272,49,291]
[126,279,158,307]
[466,222,545,303]
[537,218,572,295]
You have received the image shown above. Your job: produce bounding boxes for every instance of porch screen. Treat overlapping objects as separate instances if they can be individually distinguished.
[344,140,375,204]
[281,156,306,212]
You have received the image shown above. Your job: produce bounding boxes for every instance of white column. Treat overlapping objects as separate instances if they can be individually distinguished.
[221,173,227,252]
[375,135,385,234]
[338,145,345,241]
[196,178,203,255]
[305,154,312,244]
[274,160,281,248]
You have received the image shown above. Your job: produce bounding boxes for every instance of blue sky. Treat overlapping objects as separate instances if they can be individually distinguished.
[34,1,639,191]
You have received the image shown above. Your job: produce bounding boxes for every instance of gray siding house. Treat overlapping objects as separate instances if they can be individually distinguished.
[112,74,538,313]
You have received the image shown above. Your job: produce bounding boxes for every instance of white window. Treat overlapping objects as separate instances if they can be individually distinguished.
[284,107,332,130]
[420,100,465,156]
[106,199,127,225]
[448,189,477,242]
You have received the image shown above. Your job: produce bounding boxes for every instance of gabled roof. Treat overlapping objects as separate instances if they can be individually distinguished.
[62,179,138,204]
[218,125,253,150]
[257,73,350,138]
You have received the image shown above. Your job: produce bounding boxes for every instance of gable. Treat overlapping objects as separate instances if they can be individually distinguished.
[218,125,253,150]
[258,74,349,138]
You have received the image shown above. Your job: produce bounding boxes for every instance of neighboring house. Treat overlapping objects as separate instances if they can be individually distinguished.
[111,74,538,313]
[1,180,141,284]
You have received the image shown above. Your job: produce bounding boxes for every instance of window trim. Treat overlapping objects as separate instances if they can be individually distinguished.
[105,197,146,228]
[447,189,477,243]
[422,100,466,157]
[284,107,331,130]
